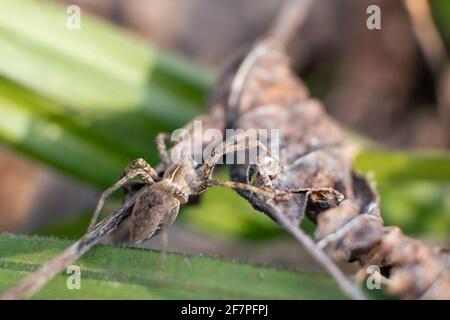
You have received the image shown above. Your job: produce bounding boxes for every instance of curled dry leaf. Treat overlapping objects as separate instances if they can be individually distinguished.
[203,38,450,300]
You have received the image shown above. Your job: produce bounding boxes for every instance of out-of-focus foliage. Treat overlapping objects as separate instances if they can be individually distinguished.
[355,151,450,235]
[0,0,211,188]
[355,150,450,182]
[431,0,450,48]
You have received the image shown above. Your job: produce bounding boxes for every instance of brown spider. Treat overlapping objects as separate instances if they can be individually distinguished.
[88,132,288,244]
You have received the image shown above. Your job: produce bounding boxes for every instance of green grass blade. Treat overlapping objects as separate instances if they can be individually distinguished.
[0,234,346,299]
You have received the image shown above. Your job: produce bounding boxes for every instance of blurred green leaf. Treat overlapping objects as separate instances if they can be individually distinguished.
[0,234,346,299]
[0,0,211,120]
[430,0,450,48]
[355,150,450,235]
[377,182,450,235]
[0,0,212,188]
[354,149,450,183]
[0,80,126,187]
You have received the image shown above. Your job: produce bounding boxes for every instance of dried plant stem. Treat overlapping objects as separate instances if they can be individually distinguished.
[269,0,314,48]
[226,45,367,298]
[0,188,146,300]
[403,0,447,76]
[226,0,367,300]
[267,202,367,300]
[403,0,450,144]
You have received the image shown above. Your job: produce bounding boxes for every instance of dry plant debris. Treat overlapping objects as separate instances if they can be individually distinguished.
[214,37,450,299]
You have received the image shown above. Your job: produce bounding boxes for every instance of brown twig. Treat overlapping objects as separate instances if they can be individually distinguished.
[403,0,447,77]
[403,0,450,148]
[226,0,367,300]
[269,0,314,49]
[316,200,450,299]
[267,200,367,300]
[224,34,450,300]
[226,40,367,300]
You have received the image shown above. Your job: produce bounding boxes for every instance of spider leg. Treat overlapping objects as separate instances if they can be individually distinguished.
[87,159,157,232]
[246,163,274,189]
[154,225,169,286]
[201,133,277,180]
[156,133,171,168]
[207,179,275,199]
